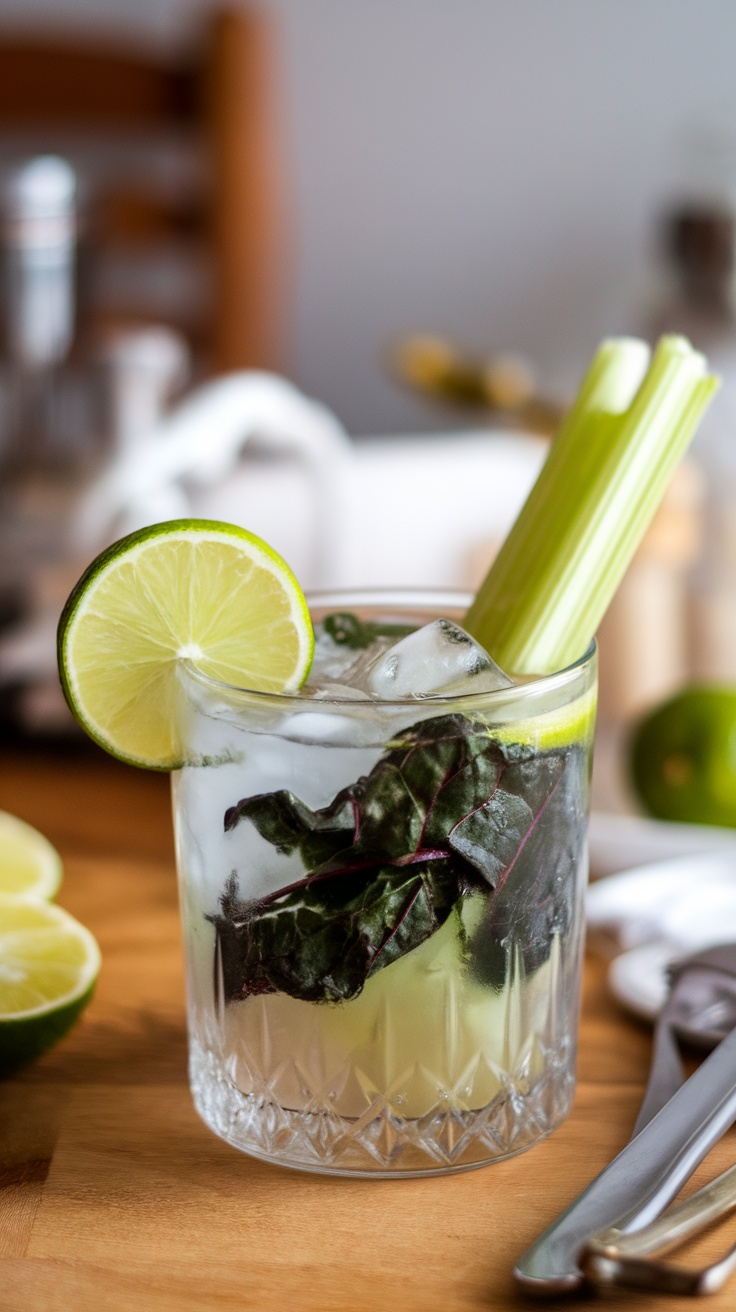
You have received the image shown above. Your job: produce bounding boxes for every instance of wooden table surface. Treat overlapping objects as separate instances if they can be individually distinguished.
[1,743,734,1312]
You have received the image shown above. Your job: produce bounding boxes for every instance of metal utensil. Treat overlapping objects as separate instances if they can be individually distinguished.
[513,1020,736,1294]
[633,943,736,1136]
[581,1162,736,1296]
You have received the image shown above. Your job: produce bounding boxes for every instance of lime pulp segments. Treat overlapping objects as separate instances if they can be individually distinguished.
[57,520,314,769]
[0,893,100,1075]
[0,811,63,899]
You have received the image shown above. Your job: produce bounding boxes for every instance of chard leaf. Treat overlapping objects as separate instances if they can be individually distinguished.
[214,860,458,1004]
[448,791,534,886]
[467,743,588,989]
[213,713,572,1004]
[224,789,357,869]
[322,611,415,649]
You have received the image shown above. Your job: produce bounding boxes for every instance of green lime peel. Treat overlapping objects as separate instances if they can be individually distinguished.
[464,335,719,675]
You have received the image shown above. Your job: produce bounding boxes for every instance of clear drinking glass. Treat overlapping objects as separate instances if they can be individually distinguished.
[172,591,597,1178]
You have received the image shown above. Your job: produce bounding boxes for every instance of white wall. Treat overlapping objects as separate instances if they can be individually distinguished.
[2,0,736,433]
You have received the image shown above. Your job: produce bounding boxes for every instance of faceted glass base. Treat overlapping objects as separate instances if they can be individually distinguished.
[189,1038,575,1178]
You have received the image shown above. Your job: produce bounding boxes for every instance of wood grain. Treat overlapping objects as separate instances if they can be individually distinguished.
[1,748,734,1311]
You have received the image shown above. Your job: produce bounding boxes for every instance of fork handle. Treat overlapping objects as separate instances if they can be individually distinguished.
[514,1022,736,1293]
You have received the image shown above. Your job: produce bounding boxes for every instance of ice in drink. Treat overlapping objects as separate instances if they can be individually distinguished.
[173,595,595,1176]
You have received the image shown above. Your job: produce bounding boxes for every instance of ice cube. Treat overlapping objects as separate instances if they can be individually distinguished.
[360,619,514,699]
[280,682,378,746]
[307,621,395,688]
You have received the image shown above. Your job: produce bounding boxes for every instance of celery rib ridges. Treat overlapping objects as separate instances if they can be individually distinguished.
[464,336,719,675]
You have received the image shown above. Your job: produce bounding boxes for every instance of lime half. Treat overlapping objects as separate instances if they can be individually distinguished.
[0,893,100,1076]
[0,811,62,900]
[57,519,314,769]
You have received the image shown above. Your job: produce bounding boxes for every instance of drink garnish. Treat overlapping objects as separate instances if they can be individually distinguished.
[57,519,314,769]
[322,612,415,650]
[211,713,583,1002]
[465,335,719,674]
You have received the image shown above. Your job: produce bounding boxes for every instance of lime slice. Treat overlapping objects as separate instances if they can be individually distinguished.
[0,893,100,1075]
[495,686,598,751]
[57,519,314,770]
[0,811,62,900]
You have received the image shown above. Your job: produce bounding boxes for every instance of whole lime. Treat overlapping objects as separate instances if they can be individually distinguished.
[630,686,736,827]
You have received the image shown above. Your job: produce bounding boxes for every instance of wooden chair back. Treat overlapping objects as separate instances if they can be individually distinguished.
[0,9,286,374]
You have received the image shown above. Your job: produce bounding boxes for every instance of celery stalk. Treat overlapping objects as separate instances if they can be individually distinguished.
[464,336,719,675]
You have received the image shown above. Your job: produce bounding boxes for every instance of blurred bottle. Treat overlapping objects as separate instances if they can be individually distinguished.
[1,156,77,462]
[597,460,705,722]
[0,156,84,623]
[96,324,189,458]
[642,127,736,683]
[3,158,75,365]
[0,157,190,735]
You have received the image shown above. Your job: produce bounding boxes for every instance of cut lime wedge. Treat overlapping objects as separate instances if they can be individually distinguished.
[0,893,100,1075]
[0,811,62,900]
[57,519,314,769]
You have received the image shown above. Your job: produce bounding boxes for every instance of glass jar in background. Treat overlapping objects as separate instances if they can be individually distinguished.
[0,154,189,733]
[0,156,81,622]
[172,591,596,1178]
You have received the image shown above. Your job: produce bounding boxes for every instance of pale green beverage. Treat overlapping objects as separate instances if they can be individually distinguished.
[172,591,596,1177]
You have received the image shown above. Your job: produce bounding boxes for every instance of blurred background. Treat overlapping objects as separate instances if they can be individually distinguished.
[1,0,736,822]
[1,0,735,426]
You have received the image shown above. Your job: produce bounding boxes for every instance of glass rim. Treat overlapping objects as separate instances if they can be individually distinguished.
[179,588,597,712]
